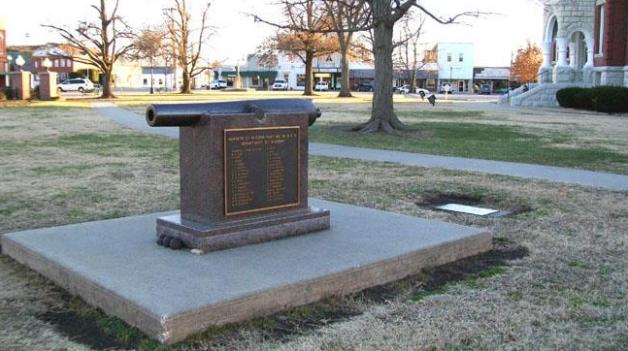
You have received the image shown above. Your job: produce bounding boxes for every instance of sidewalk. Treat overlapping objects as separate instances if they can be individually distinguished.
[92,103,628,191]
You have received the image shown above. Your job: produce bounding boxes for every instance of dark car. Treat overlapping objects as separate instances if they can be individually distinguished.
[357,83,374,92]
[479,84,491,95]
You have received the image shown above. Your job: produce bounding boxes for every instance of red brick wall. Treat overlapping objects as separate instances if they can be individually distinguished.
[0,29,6,70]
[31,56,73,74]
[596,0,628,67]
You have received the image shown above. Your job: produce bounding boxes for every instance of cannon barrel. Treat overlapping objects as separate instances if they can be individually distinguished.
[146,99,322,127]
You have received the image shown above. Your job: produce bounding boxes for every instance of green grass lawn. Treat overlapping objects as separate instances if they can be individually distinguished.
[309,120,628,174]
[111,94,628,174]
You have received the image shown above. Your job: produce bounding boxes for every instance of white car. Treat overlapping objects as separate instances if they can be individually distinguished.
[209,80,227,89]
[396,85,411,94]
[396,85,431,95]
[272,79,288,91]
[58,78,94,93]
[315,81,329,91]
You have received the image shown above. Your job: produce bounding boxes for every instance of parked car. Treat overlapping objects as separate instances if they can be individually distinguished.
[397,85,432,95]
[438,84,454,94]
[58,78,94,93]
[396,84,411,94]
[208,80,227,89]
[315,81,329,91]
[494,87,511,95]
[479,84,492,95]
[356,83,374,92]
[272,79,288,91]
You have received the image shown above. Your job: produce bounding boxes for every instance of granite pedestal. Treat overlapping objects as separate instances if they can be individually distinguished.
[2,199,492,345]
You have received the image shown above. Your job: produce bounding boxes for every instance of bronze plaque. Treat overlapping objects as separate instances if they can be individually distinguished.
[224,126,300,216]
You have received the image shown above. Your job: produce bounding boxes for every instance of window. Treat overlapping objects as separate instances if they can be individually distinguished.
[60,59,65,68]
[34,61,39,68]
[66,59,71,67]
[447,53,452,62]
[459,53,464,62]
[597,4,605,54]
[143,78,148,85]
[53,60,58,67]
[296,74,306,87]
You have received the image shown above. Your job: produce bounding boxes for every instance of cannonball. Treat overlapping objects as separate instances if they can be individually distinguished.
[169,238,183,250]
[163,236,172,247]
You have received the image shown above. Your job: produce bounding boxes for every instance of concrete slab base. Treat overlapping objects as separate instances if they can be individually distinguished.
[1,199,492,345]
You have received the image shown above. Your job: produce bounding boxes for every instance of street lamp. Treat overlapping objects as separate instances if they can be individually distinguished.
[15,55,25,70]
[42,58,52,71]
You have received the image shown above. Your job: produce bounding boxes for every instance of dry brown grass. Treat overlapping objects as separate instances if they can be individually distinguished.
[0,106,627,350]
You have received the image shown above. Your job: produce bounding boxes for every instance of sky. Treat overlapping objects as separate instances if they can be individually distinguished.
[2,0,544,67]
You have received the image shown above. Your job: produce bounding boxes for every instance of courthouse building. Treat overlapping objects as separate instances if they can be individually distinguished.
[0,18,7,89]
[506,0,627,107]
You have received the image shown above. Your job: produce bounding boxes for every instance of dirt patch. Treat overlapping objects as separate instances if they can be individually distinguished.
[38,309,130,350]
[361,239,529,303]
[415,190,532,217]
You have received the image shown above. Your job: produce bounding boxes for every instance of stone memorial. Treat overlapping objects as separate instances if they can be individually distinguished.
[146,99,331,252]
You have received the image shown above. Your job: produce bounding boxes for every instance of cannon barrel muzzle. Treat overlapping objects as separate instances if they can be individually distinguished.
[146,99,322,127]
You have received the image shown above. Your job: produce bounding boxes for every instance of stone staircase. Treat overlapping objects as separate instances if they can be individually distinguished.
[500,82,591,107]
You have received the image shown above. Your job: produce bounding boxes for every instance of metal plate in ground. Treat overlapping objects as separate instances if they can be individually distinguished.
[436,203,500,216]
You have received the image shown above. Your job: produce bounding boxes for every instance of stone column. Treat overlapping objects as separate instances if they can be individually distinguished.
[538,41,554,83]
[583,37,595,84]
[568,42,577,69]
[9,70,31,100]
[38,70,58,100]
[556,38,569,66]
[553,38,574,83]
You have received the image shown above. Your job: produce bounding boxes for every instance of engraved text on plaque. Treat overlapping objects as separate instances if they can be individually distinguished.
[224,127,300,216]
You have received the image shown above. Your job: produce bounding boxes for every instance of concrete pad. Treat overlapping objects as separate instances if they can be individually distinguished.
[1,199,492,345]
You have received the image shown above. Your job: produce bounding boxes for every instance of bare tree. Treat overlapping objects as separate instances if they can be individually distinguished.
[254,37,279,90]
[131,26,165,94]
[163,0,212,94]
[394,13,426,93]
[324,0,370,97]
[256,0,338,96]
[256,37,279,69]
[43,0,134,98]
[255,0,479,133]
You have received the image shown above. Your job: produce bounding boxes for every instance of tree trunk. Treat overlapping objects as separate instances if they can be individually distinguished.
[181,66,191,94]
[355,16,407,133]
[303,50,314,96]
[101,70,115,99]
[409,69,417,92]
[338,37,353,98]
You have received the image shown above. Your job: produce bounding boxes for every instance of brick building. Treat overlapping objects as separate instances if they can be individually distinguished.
[0,18,7,89]
[593,0,628,86]
[504,0,627,107]
[31,45,101,83]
